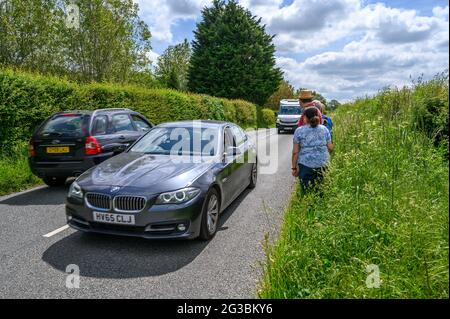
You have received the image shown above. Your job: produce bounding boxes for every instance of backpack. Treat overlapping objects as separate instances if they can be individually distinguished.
[322,115,333,137]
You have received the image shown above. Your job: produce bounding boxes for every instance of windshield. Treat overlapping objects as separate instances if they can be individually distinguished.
[279,106,301,115]
[39,114,87,137]
[130,126,219,156]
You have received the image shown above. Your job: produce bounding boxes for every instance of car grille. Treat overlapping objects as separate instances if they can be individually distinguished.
[85,193,111,210]
[280,120,298,125]
[113,196,146,212]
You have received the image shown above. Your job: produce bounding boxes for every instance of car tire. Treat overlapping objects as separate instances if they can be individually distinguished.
[43,177,66,187]
[248,162,257,189]
[277,129,282,134]
[199,188,221,241]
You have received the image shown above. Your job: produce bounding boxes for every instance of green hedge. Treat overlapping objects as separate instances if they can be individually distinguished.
[0,68,258,154]
[260,108,276,128]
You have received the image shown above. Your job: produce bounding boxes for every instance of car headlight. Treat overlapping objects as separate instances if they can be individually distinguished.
[155,187,200,204]
[276,118,281,123]
[68,181,83,199]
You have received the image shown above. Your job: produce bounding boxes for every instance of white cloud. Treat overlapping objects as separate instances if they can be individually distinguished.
[147,50,160,65]
[136,0,449,101]
[136,0,210,42]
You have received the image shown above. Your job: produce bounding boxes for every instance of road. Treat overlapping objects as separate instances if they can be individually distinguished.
[0,129,295,298]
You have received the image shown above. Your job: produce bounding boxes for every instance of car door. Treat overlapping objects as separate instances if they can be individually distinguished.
[90,114,121,156]
[110,113,140,146]
[33,113,89,162]
[218,126,239,207]
[130,113,153,137]
[229,125,250,194]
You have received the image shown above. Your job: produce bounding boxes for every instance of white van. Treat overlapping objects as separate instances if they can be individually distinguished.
[276,99,302,134]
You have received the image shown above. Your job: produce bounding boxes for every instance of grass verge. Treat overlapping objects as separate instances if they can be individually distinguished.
[0,148,41,196]
[259,75,449,298]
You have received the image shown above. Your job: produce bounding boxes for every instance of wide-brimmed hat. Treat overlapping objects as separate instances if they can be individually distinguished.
[299,90,313,100]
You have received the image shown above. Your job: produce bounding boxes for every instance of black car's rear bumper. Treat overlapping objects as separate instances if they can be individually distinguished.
[65,194,205,240]
[29,153,112,178]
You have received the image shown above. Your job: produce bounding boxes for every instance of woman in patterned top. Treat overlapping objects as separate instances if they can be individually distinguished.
[291,107,333,191]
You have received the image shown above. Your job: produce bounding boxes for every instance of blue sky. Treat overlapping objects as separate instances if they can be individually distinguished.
[136,0,449,101]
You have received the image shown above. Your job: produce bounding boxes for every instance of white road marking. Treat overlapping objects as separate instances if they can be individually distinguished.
[43,225,69,238]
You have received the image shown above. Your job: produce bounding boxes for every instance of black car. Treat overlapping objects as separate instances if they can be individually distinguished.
[28,108,153,186]
[66,120,258,240]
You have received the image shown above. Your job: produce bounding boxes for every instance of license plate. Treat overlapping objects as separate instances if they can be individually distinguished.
[92,211,135,225]
[46,146,70,154]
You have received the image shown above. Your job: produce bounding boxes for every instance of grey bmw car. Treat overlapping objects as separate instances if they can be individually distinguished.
[66,120,257,240]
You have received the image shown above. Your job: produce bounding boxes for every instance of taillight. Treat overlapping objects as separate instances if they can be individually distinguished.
[28,140,36,157]
[85,136,101,155]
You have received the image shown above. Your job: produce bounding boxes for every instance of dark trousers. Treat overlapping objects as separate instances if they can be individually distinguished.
[298,163,326,192]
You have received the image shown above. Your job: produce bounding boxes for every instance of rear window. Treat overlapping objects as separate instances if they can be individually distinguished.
[39,114,88,137]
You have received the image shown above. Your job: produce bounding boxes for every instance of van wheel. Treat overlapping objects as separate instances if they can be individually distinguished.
[277,129,282,134]
[199,188,220,241]
[43,177,66,187]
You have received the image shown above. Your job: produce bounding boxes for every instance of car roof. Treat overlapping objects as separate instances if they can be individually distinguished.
[158,120,232,128]
[55,108,133,116]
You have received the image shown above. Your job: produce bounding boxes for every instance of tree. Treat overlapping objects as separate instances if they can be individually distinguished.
[328,99,341,111]
[0,0,65,74]
[155,39,191,91]
[188,0,282,105]
[60,0,152,83]
[264,79,296,110]
[0,0,152,83]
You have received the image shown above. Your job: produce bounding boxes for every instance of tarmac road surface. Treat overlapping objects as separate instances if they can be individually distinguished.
[0,128,295,298]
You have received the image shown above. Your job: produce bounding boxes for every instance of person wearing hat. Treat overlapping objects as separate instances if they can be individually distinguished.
[297,90,323,127]
[292,107,333,191]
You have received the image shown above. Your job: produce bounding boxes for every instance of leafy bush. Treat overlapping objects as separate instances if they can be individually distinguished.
[260,108,276,128]
[0,68,258,195]
[0,68,258,155]
[259,74,449,298]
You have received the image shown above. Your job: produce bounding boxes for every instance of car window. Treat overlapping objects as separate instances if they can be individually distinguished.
[92,115,108,135]
[224,127,236,150]
[131,114,151,132]
[129,127,219,156]
[112,114,135,133]
[230,125,246,146]
[39,114,87,137]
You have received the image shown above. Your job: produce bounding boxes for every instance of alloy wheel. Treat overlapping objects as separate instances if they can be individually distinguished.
[206,194,219,234]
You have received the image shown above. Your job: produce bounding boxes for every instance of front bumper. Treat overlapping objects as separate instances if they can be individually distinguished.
[65,193,206,240]
[276,123,298,131]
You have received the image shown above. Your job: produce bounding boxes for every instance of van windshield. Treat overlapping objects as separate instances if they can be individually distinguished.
[279,107,301,115]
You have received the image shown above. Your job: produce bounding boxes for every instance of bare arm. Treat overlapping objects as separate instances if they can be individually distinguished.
[327,141,333,153]
[292,143,300,177]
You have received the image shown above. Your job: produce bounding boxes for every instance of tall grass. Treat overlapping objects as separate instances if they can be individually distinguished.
[259,74,449,298]
[0,144,41,196]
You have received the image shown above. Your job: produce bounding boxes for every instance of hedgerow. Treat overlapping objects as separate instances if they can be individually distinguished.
[0,68,258,155]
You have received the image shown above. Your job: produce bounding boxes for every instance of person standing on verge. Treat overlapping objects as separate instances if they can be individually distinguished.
[292,107,333,191]
[297,89,323,127]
